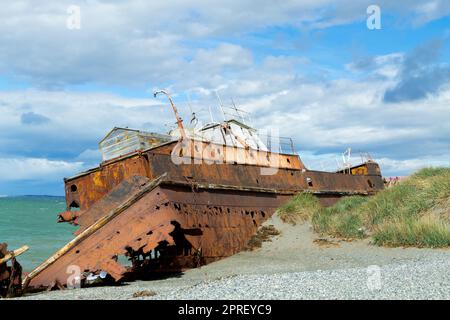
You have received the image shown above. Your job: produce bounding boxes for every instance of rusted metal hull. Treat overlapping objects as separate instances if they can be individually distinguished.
[25,139,384,291]
[63,140,382,213]
[25,176,291,290]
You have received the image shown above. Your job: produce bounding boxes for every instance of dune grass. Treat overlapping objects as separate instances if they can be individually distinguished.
[277,192,321,225]
[279,167,450,248]
[312,196,368,239]
[372,214,450,247]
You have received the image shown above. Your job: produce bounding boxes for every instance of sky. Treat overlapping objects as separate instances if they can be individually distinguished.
[0,0,449,196]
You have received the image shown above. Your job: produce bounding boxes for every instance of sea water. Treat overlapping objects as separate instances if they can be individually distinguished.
[0,196,76,272]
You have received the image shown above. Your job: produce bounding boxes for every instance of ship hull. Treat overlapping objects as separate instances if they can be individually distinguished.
[25,139,384,290]
[26,177,292,290]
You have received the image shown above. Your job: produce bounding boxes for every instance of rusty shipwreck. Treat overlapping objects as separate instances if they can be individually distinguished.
[23,91,384,291]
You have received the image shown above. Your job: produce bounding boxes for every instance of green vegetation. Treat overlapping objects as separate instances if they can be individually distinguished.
[279,167,450,248]
[312,196,367,239]
[277,192,321,225]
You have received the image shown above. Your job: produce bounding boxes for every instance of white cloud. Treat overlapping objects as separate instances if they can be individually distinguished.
[378,155,450,176]
[411,0,450,25]
[346,53,404,79]
[193,44,253,71]
[0,157,84,181]
[76,148,101,163]
[0,89,169,135]
[0,1,447,88]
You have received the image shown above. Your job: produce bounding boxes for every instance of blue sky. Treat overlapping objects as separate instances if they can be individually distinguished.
[0,1,449,195]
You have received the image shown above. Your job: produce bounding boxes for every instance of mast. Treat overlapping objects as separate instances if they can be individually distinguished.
[154,90,187,139]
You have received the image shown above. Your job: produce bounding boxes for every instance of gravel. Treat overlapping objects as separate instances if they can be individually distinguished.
[153,257,449,300]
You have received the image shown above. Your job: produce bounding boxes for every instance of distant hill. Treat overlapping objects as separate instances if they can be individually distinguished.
[0,195,65,200]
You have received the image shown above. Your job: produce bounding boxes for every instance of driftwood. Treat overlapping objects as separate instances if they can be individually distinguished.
[0,244,26,298]
[0,245,29,265]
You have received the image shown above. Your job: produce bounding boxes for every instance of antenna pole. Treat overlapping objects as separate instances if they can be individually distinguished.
[154,90,187,139]
[231,98,245,124]
[187,91,194,115]
[208,105,214,123]
[215,91,226,121]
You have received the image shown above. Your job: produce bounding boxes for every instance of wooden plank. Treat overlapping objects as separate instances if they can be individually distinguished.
[0,245,29,264]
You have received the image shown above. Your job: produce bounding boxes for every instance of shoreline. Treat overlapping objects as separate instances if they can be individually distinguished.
[14,215,449,300]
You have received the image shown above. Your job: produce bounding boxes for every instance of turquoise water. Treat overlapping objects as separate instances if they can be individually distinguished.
[0,196,77,272]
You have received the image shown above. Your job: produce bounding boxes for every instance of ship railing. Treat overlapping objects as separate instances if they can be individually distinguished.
[256,133,295,155]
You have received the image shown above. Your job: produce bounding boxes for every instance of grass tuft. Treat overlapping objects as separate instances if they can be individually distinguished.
[372,214,450,248]
[312,196,368,239]
[277,193,321,225]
